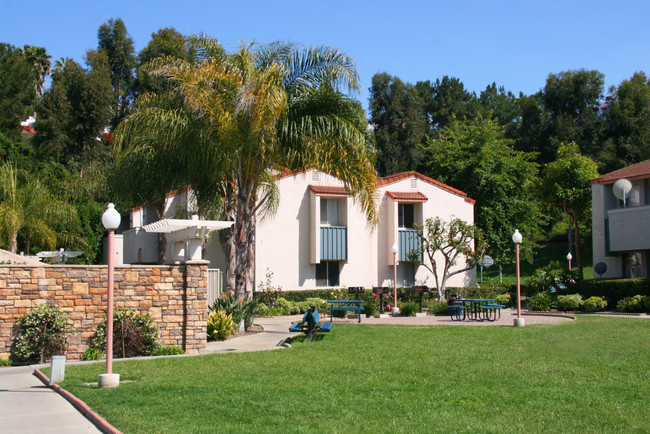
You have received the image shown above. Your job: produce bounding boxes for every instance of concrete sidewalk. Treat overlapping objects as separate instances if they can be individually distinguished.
[0,365,100,433]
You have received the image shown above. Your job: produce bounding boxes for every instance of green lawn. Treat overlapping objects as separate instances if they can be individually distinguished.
[58,317,648,433]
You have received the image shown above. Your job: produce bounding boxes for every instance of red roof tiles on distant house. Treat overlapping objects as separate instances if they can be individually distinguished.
[308,185,351,196]
[385,191,428,202]
[591,159,650,184]
[379,171,475,204]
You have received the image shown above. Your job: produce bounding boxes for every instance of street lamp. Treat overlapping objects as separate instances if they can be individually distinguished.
[567,252,572,271]
[392,244,400,316]
[99,203,121,388]
[512,229,525,327]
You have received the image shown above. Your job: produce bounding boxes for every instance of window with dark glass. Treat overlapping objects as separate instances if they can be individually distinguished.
[316,261,340,286]
[398,203,414,228]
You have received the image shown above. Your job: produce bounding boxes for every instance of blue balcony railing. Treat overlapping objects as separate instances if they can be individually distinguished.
[321,226,347,260]
[399,229,422,262]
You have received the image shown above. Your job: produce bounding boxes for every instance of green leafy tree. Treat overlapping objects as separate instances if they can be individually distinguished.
[136,27,196,95]
[416,76,479,130]
[478,82,520,129]
[411,216,483,300]
[97,18,137,129]
[33,55,113,173]
[0,43,36,139]
[114,36,377,297]
[542,69,606,161]
[369,72,427,175]
[604,71,650,170]
[540,143,599,278]
[423,115,540,269]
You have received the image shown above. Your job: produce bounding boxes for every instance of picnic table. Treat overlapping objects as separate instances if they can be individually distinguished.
[289,307,332,342]
[327,299,365,323]
[448,298,505,322]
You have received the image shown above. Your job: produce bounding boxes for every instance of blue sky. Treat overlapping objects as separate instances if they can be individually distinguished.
[2,0,649,110]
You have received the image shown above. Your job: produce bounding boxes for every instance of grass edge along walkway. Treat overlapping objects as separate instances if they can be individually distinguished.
[58,316,648,433]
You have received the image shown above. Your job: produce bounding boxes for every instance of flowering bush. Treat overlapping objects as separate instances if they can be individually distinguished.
[256,269,283,308]
[207,310,235,340]
[13,303,73,363]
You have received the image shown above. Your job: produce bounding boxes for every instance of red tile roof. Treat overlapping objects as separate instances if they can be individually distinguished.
[378,171,475,204]
[308,185,351,196]
[386,191,428,202]
[591,159,650,184]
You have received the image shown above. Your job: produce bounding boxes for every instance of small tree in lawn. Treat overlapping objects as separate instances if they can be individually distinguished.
[412,216,484,300]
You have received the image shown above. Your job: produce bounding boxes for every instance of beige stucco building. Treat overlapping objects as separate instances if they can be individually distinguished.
[120,170,477,291]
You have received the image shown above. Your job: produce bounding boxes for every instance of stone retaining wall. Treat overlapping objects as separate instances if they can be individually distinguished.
[0,261,208,360]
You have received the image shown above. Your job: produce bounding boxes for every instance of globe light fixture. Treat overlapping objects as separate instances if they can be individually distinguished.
[99,203,121,388]
[512,229,524,327]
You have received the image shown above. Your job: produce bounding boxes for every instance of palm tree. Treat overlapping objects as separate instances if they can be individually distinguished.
[114,36,377,297]
[23,45,51,100]
[0,164,81,254]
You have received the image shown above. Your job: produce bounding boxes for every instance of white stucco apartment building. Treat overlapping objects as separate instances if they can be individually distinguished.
[120,170,477,291]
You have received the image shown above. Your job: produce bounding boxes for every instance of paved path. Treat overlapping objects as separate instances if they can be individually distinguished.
[0,365,100,433]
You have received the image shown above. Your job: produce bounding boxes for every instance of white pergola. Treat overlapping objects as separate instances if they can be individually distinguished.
[142,215,233,263]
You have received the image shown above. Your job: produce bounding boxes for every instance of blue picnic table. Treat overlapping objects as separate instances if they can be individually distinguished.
[327,299,364,323]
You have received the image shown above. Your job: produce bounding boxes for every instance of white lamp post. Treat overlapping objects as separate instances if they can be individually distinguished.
[392,244,400,316]
[99,203,121,388]
[567,252,573,271]
[512,229,525,327]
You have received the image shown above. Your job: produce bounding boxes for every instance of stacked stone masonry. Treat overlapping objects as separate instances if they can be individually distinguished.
[0,261,208,360]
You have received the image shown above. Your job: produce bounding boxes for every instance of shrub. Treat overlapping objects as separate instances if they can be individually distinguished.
[153,345,185,356]
[617,295,645,312]
[257,302,270,316]
[583,296,607,312]
[556,294,583,311]
[296,298,328,313]
[207,310,235,340]
[82,347,104,361]
[496,293,511,307]
[578,278,650,305]
[525,262,565,297]
[92,308,160,358]
[211,291,244,326]
[644,296,650,311]
[242,297,261,331]
[399,302,419,317]
[13,303,74,363]
[528,292,555,311]
[0,358,12,367]
[274,298,300,315]
[426,299,448,315]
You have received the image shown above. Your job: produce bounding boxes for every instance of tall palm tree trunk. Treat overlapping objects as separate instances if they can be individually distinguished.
[225,182,256,298]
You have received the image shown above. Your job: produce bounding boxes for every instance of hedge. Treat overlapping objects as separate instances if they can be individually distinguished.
[577,278,650,304]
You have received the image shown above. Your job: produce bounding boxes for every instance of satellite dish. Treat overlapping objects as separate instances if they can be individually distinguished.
[612,178,632,207]
[594,262,607,278]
